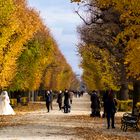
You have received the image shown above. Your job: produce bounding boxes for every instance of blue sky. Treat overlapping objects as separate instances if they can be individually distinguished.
[28,0,82,76]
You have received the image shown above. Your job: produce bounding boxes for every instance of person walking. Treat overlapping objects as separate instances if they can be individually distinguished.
[45,91,51,112]
[57,90,63,110]
[102,90,109,118]
[69,90,74,104]
[90,90,100,117]
[50,90,54,110]
[63,89,70,113]
[106,90,117,129]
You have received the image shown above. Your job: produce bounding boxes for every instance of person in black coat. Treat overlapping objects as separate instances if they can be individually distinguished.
[49,90,54,110]
[106,90,117,129]
[102,90,109,118]
[63,89,70,113]
[90,90,100,117]
[45,91,51,112]
[57,90,63,110]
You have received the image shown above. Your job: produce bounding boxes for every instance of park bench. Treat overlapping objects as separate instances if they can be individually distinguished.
[121,112,139,132]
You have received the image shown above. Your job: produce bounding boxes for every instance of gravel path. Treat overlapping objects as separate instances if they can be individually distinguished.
[0,94,140,140]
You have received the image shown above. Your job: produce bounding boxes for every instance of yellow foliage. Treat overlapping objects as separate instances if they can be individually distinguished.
[0,0,41,89]
[78,44,118,90]
[95,0,140,80]
[125,39,140,79]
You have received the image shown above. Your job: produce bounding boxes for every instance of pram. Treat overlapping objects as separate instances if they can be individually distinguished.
[62,104,71,113]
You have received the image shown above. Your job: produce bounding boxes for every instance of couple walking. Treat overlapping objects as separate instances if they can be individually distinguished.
[91,90,117,129]
[57,89,73,113]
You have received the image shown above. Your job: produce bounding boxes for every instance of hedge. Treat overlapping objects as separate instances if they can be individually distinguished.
[117,100,133,111]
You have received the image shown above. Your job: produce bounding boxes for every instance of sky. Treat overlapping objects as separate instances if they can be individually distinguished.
[28,0,83,76]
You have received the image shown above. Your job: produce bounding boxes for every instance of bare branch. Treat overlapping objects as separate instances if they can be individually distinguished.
[75,10,92,25]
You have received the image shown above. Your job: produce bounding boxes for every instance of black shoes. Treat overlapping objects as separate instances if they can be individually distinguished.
[107,126,115,129]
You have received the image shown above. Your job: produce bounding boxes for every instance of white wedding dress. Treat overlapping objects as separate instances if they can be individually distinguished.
[0,91,15,115]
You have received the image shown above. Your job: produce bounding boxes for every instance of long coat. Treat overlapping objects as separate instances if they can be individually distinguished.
[64,91,69,106]
[106,99,116,114]
[57,93,63,103]
[91,93,100,110]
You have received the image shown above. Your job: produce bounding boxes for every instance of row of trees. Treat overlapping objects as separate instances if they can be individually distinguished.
[0,0,79,93]
[72,0,140,106]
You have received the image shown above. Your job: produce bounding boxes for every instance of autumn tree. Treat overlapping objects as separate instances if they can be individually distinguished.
[1,0,79,93]
[10,23,78,92]
[78,44,118,91]
[10,24,51,91]
[76,1,128,99]
[94,0,140,108]
[0,0,41,89]
[43,40,77,91]
[72,0,139,98]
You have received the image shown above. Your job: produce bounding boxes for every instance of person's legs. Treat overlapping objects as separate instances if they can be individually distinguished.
[96,110,101,117]
[50,101,53,110]
[106,113,111,129]
[66,104,69,113]
[102,104,106,118]
[68,104,71,112]
[64,103,70,113]
[46,103,50,112]
[59,102,62,110]
[91,108,95,117]
[93,108,96,116]
[111,113,115,128]
[63,104,66,113]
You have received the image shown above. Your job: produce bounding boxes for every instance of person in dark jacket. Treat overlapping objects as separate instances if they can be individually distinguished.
[90,90,100,117]
[106,90,117,129]
[49,90,54,110]
[69,90,74,104]
[63,89,70,113]
[45,91,51,112]
[102,90,109,118]
[57,90,63,110]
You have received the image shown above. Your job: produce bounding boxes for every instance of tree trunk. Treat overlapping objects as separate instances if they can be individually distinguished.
[132,80,140,114]
[119,61,129,100]
[119,83,129,100]
[31,90,35,102]
[28,91,31,102]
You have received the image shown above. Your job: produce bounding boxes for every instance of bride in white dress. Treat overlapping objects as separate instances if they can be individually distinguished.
[0,91,15,115]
